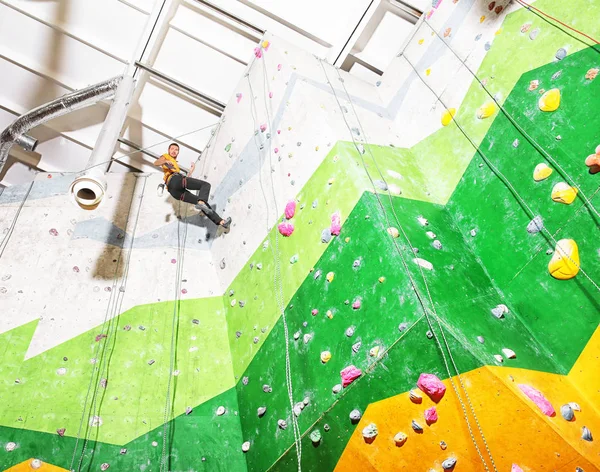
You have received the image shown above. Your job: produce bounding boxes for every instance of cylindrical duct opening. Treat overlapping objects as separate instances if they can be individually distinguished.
[69,173,107,210]
[15,134,38,152]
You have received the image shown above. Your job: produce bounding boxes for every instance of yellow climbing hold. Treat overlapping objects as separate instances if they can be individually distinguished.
[441,108,456,126]
[551,182,578,204]
[418,38,424,45]
[321,351,332,363]
[480,15,486,23]
[533,163,553,181]
[495,28,502,36]
[326,310,334,319]
[387,227,399,238]
[315,146,320,151]
[262,40,270,49]
[378,276,386,283]
[328,178,335,185]
[345,237,350,243]
[548,239,580,280]
[326,272,335,282]
[369,346,380,357]
[539,88,561,112]
[476,101,496,119]
[425,68,431,76]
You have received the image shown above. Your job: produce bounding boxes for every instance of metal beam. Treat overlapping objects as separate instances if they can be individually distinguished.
[390,0,423,21]
[117,137,161,160]
[134,61,225,114]
[192,0,265,35]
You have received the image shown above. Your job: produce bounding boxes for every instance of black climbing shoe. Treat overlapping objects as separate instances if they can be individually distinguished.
[221,217,232,233]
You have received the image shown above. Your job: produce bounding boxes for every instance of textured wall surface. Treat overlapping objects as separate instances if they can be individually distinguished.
[1,0,599,471]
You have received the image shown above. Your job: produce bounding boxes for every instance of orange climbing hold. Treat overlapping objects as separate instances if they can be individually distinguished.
[585,144,600,174]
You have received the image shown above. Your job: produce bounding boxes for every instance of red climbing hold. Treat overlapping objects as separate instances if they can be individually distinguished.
[341,365,362,387]
[424,406,438,424]
[417,373,446,402]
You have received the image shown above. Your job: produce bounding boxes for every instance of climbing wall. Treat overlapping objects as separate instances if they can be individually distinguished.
[1,0,600,470]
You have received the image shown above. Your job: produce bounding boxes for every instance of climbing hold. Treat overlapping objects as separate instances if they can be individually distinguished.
[326,310,333,319]
[230,299,237,307]
[326,272,335,283]
[527,215,544,234]
[426,231,436,239]
[378,276,386,283]
[362,423,378,442]
[511,465,524,472]
[432,240,442,250]
[311,309,318,316]
[293,331,300,340]
[321,351,332,363]
[491,303,509,319]
[441,108,456,126]
[425,68,431,76]
[417,373,446,401]
[539,88,561,112]
[345,326,355,337]
[278,222,294,236]
[5,442,16,452]
[293,403,303,417]
[476,101,496,119]
[555,48,567,60]
[394,432,408,446]
[352,342,362,353]
[424,406,438,424]
[333,384,342,394]
[263,384,272,393]
[409,389,423,403]
[502,348,516,359]
[477,336,485,343]
[324,424,330,432]
[225,143,232,152]
[411,420,423,432]
[236,93,242,103]
[314,270,322,280]
[321,228,332,243]
[533,163,553,181]
[561,404,575,421]
[216,406,226,416]
[353,260,361,268]
[278,419,287,430]
[398,322,408,332]
[494,354,504,363]
[484,41,492,51]
[56,428,66,437]
[442,458,457,470]
[548,239,580,280]
[529,80,539,91]
[518,384,555,416]
[330,212,341,235]
[242,441,251,452]
[310,430,322,444]
[586,68,599,80]
[387,227,399,238]
[352,299,362,310]
[470,229,477,237]
[582,426,593,441]
[413,258,433,270]
[369,346,380,357]
[303,333,313,344]
[290,254,298,264]
[417,216,429,226]
[570,402,582,411]
[341,365,362,387]
[426,330,433,339]
[349,409,362,422]
[513,139,520,148]
[529,27,540,40]
[285,201,296,219]
[185,406,193,415]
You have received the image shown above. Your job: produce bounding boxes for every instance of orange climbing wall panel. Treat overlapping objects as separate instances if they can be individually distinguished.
[3,459,69,472]
[335,330,600,471]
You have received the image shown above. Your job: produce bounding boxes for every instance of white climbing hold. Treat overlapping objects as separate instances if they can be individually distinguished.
[349,409,362,421]
[502,348,516,359]
[470,229,477,237]
[5,442,16,451]
[56,367,67,376]
[387,227,399,238]
[303,397,310,406]
[30,459,43,470]
[432,240,442,250]
[352,341,362,353]
[426,231,436,239]
[491,304,509,319]
[417,216,429,226]
[293,331,300,340]
[362,423,378,440]
[527,216,544,234]
[477,336,485,344]
[257,406,267,417]
[413,258,433,270]
[293,403,304,417]
[494,354,504,363]
[242,441,251,452]
[303,333,313,344]
[278,419,287,430]
[569,402,581,412]
[216,406,226,416]
[332,384,342,394]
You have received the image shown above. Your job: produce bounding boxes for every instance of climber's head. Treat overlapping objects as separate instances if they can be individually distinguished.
[168,143,180,159]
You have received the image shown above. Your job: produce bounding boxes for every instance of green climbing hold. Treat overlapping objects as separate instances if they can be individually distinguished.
[225,143,232,152]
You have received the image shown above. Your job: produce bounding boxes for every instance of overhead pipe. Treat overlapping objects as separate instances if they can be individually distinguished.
[69,74,136,210]
[0,76,123,176]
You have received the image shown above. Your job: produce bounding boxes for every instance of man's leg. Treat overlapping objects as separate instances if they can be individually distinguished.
[183,177,211,204]
[181,177,229,227]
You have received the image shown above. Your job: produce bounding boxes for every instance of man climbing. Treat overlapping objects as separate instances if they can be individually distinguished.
[154,143,232,231]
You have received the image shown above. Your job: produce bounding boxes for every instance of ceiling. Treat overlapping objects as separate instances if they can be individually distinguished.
[0,0,426,186]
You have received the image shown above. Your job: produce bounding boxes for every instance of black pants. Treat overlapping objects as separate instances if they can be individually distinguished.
[167,174,223,225]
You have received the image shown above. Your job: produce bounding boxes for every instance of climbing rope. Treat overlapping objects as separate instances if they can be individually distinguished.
[245,56,303,472]
[421,18,600,222]
[0,178,35,261]
[400,53,600,294]
[70,175,148,471]
[318,58,498,472]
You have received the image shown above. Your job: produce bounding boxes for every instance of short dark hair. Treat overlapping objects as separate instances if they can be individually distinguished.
[168,143,180,149]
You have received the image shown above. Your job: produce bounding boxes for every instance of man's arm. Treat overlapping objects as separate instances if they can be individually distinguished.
[153,156,167,167]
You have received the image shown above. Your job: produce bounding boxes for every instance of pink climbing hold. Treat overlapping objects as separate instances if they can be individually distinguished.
[260,123,267,132]
[277,64,282,71]
[254,47,262,58]
[236,93,242,103]
[511,465,524,472]
[341,365,362,387]
[285,201,296,219]
[171,259,177,264]
[181,288,188,294]
[424,406,438,424]
[278,222,294,237]
[352,299,361,310]
[330,212,341,236]
[417,373,446,402]
[95,334,107,342]
[518,384,555,416]
[311,309,318,316]
[49,228,59,236]
[274,148,279,154]
[277,129,281,134]
[269,92,273,99]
